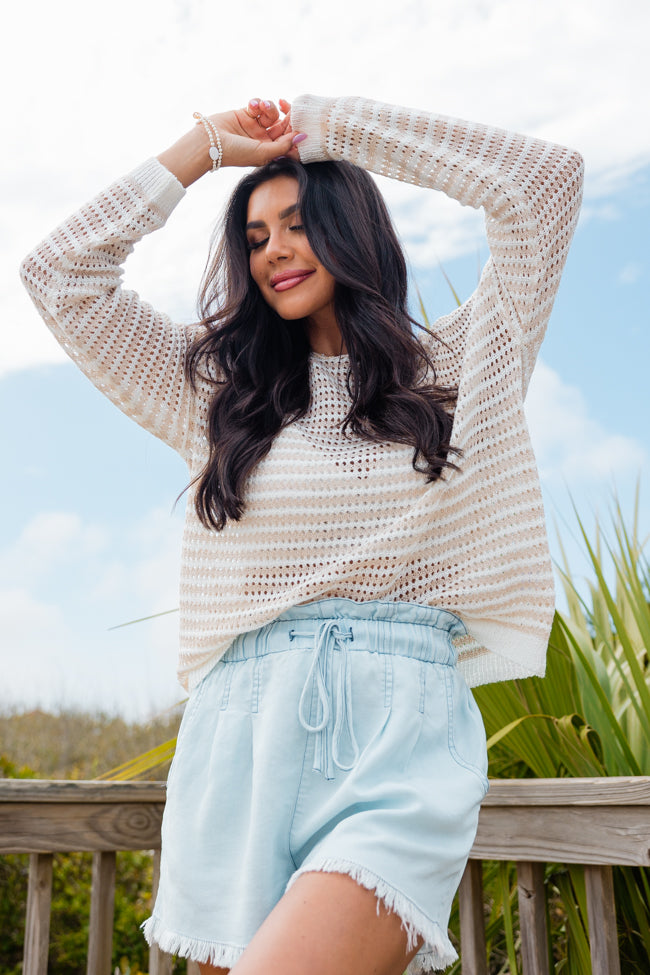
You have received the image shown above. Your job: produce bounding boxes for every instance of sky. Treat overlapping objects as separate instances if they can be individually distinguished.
[1,0,649,718]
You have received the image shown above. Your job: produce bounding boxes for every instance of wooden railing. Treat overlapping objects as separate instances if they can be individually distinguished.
[1,777,649,975]
[459,777,650,975]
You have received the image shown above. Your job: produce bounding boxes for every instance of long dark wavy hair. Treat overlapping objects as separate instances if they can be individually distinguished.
[186,156,459,530]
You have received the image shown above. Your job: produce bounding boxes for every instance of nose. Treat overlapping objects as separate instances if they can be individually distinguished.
[265,227,293,263]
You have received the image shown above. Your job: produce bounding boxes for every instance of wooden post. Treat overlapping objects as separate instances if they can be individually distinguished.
[86,850,116,975]
[149,849,173,975]
[517,861,549,975]
[585,864,621,975]
[23,852,53,975]
[458,859,487,974]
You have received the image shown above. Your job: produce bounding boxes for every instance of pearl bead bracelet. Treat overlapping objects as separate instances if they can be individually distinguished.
[193,112,223,173]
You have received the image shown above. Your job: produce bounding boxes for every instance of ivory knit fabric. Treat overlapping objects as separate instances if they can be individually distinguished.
[20,94,584,691]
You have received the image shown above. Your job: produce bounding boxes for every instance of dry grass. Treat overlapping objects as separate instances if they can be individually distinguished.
[0,707,183,780]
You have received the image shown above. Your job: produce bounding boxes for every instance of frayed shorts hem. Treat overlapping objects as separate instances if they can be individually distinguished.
[286,856,458,973]
[142,853,458,974]
[141,915,245,968]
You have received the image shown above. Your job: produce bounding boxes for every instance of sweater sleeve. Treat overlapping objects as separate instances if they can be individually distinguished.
[19,158,195,458]
[291,94,584,393]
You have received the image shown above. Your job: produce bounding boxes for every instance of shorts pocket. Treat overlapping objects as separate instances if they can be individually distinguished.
[443,668,489,793]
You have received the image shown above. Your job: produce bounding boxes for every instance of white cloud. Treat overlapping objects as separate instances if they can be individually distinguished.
[578,201,622,225]
[0,507,184,717]
[1,587,74,706]
[0,512,108,584]
[525,360,648,484]
[4,0,650,375]
[618,262,644,286]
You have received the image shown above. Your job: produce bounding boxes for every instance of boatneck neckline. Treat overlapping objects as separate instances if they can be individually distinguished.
[310,351,350,361]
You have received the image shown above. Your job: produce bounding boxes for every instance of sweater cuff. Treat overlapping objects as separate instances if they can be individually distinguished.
[292,94,339,164]
[126,157,187,216]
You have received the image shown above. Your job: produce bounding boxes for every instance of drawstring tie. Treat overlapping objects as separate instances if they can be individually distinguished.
[296,619,360,780]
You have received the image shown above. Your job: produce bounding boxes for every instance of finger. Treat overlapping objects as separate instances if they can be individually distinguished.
[257,130,301,163]
[238,100,272,139]
[245,97,262,119]
[278,98,291,114]
[256,99,280,127]
[266,116,291,141]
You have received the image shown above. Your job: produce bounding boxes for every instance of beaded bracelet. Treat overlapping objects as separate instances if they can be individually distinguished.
[193,112,223,173]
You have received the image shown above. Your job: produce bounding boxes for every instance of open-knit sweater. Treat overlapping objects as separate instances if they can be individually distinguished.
[20,94,584,691]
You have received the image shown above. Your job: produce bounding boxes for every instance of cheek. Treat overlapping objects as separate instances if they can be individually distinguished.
[321,272,336,303]
[248,255,265,291]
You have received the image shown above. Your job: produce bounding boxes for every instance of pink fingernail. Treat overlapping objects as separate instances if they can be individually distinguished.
[249,98,259,107]
[292,133,307,145]
[263,100,272,108]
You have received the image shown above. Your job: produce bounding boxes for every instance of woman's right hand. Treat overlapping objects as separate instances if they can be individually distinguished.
[157,97,303,188]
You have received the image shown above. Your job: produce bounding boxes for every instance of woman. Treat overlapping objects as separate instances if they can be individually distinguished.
[20,94,584,974]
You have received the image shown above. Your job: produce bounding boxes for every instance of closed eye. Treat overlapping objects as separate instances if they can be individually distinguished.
[247,225,304,251]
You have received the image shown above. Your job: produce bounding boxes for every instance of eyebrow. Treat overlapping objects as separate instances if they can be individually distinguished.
[245,203,300,231]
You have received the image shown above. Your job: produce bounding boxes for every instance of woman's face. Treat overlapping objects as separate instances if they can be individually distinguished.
[246,175,342,352]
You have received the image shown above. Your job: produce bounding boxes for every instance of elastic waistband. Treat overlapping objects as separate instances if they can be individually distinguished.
[222,598,466,666]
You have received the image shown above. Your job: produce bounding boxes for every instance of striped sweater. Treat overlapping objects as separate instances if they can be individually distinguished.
[20,94,584,690]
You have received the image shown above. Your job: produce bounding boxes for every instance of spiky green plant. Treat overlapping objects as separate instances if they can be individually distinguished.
[449,492,650,973]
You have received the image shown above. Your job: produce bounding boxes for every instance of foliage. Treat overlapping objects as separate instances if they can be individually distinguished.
[0,854,28,975]
[0,710,184,975]
[442,495,650,973]
[0,848,167,975]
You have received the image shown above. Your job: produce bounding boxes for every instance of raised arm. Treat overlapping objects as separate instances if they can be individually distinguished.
[291,94,584,392]
[19,100,300,458]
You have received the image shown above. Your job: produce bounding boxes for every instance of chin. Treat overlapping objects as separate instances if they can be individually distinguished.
[268,297,315,322]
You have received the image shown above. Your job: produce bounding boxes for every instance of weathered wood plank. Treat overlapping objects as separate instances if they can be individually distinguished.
[472,806,650,866]
[481,777,650,805]
[0,779,166,802]
[585,864,621,975]
[2,777,650,804]
[458,859,487,975]
[23,852,53,975]
[187,963,201,975]
[87,851,116,975]
[149,849,173,975]
[517,861,549,975]
[0,801,164,853]
[6,797,648,862]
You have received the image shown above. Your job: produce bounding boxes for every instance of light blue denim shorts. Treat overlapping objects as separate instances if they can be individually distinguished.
[143,598,489,973]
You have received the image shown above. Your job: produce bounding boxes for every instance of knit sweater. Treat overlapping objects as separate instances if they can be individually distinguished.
[20,94,584,691]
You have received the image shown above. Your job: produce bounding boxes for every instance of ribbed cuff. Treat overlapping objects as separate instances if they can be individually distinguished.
[127,157,187,216]
[291,94,339,164]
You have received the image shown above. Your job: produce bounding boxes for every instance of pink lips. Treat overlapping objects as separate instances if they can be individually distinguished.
[270,269,315,292]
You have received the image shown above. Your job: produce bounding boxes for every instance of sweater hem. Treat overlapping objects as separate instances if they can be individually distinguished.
[458,617,549,687]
